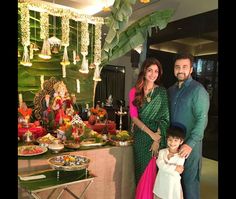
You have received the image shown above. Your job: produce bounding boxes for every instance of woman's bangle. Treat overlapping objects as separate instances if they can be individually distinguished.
[141,124,146,131]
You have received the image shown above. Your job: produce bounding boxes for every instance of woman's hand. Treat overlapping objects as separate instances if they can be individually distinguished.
[151,132,161,142]
[149,141,160,157]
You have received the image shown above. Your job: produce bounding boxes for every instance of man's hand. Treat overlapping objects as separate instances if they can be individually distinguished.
[179,144,192,158]
[175,165,184,174]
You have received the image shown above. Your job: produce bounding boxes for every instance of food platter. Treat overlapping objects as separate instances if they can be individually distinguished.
[110,139,133,146]
[64,141,80,149]
[36,133,57,147]
[80,138,107,147]
[48,155,90,171]
[108,130,133,146]
[18,145,48,156]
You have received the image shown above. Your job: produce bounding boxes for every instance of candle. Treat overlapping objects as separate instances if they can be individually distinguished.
[19,93,23,107]
[40,75,44,89]
[76,79,80,93]
[62,65,66,78]
[73,50,76,65]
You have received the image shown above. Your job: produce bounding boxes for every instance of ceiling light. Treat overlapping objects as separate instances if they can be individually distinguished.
[140,0,150,3]
[103,0,112,12]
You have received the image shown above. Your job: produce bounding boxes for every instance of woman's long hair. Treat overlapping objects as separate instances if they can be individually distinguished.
[133,57,163,108]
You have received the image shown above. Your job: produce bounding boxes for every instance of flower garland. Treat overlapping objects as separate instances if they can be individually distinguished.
[20,4,30,46]
[80,21,89,54]
[40,12,49,39]
[18,1,104,25]
[94,23,102,65]
[61,15,70,46]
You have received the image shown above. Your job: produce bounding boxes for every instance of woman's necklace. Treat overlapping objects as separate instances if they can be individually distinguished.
[145,87,154,103]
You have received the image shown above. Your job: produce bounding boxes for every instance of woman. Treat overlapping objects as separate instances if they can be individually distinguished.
[129,57,170,185]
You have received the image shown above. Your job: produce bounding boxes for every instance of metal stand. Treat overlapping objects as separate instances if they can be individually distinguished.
[115,106,127,131]
[19,168,95,199]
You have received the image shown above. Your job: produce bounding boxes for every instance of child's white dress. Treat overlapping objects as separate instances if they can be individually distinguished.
[153,148,185,199]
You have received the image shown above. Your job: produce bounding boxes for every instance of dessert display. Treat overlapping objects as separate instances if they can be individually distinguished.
[48,155,90,171]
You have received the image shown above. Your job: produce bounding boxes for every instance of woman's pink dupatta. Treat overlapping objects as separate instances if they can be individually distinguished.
[135,157,157,199]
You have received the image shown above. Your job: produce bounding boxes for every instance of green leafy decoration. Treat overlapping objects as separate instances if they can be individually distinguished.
[102,8,175,64]
[102,0,136,54]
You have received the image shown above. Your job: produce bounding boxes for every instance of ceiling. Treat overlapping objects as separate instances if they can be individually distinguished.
[148,9,218,56]
[40,0,218,56]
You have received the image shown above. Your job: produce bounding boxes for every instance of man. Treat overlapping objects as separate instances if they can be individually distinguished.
[168,53,210,199]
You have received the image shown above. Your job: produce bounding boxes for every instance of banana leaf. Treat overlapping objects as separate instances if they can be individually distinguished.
[103,0,136,53]
[101,9,175,64]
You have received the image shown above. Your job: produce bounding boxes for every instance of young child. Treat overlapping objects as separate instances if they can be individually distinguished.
[153,123,186,199]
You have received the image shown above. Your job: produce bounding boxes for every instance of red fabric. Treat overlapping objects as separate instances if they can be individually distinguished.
[18,126,46,139]
[129,87,138,118]
[135,157,157,199]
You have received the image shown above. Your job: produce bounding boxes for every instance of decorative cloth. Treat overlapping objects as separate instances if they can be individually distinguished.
[135,156,157,199]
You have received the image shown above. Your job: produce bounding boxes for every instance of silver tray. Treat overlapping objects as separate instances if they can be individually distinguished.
[110,140,133,147]
[80,141,107,147]
[48,155,90,171]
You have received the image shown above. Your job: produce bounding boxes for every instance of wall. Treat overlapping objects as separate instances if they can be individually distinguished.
[108,55,133,107]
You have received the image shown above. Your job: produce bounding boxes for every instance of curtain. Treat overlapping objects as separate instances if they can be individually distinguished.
[95,65,125,108]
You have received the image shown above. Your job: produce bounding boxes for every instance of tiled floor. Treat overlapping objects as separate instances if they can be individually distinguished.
[201,157,218,199]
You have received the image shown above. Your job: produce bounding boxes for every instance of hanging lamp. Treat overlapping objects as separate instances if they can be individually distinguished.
[140,0,150,3]
[60,46,70,66]
[79,21,89,74]
[103,0,111,12]
[38,39,51,59]
[20,45,32,67]
[93,64,102,81]
[79,52,89,74]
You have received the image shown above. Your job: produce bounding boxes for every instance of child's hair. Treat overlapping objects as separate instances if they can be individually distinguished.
[166,123,186,140]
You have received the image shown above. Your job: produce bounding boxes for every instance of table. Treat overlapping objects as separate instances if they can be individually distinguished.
[18,145,135,199]
[18,169,95,199]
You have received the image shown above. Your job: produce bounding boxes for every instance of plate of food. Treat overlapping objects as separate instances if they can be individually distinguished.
[37,133,57,147]
[109,130,133,146]
[18,145,48,156]
[80,138,107,147]
[64,141,80,149]
[48,155,90,171]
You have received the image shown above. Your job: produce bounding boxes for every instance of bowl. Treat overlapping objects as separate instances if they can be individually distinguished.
[48,143,64,153]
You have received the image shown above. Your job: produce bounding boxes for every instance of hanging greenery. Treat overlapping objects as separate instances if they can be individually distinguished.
[101,8,175,64]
